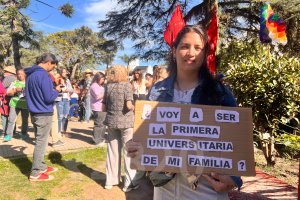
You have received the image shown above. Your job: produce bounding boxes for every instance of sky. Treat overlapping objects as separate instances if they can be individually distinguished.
[23,0,159,70]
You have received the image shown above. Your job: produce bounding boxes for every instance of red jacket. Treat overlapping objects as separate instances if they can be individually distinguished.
[0,81,8,116]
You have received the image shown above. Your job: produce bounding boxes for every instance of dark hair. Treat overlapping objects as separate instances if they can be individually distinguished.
[35,53,58,65]
[92,72,105,85]
[57,68,68,80]
[133,69,143,84]
[168,24,221,104]
[145,73,153,78]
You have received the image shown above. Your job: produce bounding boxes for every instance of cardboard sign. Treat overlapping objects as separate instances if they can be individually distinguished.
[131,100,255,176]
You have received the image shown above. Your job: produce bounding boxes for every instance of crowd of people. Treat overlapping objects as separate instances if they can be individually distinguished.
[0,24,242,199]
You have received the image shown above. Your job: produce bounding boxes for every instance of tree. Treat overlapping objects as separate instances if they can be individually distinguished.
[119,54,136,71]
[0,0,74,69]
[97,39,118,69]
[98,0,300,61]
[221,39,300,165]
[46,26,117,79]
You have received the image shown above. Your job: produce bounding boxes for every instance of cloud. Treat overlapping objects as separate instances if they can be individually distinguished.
[82,0,118,31]
[32,22,65,33]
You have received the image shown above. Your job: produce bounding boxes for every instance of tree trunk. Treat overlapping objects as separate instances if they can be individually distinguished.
[10,14,21,69]
[12,33,21,69]
[70,62,80,80]
[261,135,276,166]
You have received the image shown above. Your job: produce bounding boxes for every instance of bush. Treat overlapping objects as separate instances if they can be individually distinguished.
[219,39,300,164]
[276,134,300,159]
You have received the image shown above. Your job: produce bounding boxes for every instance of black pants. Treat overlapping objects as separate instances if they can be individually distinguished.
[133,94,147,103]
[92,111,106,144]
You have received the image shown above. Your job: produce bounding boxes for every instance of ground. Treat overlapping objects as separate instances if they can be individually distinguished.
[0,120,298,199]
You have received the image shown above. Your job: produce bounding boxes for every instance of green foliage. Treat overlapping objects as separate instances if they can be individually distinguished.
[46,26,117,78]
[59,3,74,18]
[222,40,300,132]
[276,134,300,158]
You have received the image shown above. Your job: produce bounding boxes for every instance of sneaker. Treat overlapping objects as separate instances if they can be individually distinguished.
[29,173,54,181]
[3,135,12,142]
[122,184,139,192]
[104,185,113,189]
[41,166,58,174]
[52,140,65,147]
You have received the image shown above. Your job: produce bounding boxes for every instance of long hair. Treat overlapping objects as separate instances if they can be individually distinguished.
[168,25,221,104]
[152,65,161,84]
[133,69,143,85]
[92,72,105,85]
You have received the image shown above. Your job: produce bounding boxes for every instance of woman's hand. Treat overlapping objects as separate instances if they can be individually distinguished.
[125,140,141,158]
[202,172,236,192]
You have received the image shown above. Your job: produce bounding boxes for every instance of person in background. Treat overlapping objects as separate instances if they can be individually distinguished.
[1,66,16,139]
[81,69,93,122]
[25,53,61,181]
[49,69,65,147]
[145,73,153,83]
[131,69,150,102]
[104,65,138,192]
[126,25,242,199]
[56,68,73,137]
[145,73,154,93]
[69,82,80,121]
[158,66,169,82]
[152,65,161,84]
[90,72,106,146]
[4,69,29,141]
[0,80,7,139]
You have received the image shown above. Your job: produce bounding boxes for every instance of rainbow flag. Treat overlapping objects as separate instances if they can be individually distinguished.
[259,3,287,45]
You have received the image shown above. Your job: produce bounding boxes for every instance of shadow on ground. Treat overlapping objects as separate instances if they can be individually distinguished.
[71,128,93,136]
[0,145,32,177]
[48,151,154,200]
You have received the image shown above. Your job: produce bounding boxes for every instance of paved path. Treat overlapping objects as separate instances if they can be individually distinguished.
[0,121,96,158]
[0,121,298,199]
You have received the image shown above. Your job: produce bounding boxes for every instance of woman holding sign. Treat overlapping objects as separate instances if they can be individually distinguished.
[127,24,243,199]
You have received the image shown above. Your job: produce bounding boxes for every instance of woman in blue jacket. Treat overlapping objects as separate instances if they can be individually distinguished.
[127,24,242,199]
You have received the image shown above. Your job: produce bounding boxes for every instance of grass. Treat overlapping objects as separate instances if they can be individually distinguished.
[0,148,107,200]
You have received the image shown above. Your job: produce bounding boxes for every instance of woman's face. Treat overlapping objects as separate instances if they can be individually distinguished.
[61,69,67,78]
[173,32,205,74]
[99,77,105,85]
[159,68,169,79]
[134,72,140,79]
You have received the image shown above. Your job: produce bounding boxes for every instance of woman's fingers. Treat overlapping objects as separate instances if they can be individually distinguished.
[202,173,236,192]
[125,140,141,158]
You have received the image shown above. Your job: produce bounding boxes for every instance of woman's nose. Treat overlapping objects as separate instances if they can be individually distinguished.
[187,47,196,56]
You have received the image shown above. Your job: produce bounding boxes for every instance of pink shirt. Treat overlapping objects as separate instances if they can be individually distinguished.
[90,83,105,112]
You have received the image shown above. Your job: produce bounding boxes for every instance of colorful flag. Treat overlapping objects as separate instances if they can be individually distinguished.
[259,3,287,45]
[164,5,186,47]
[207,6,218,73]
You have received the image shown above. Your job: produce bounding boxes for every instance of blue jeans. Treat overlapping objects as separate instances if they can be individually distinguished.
[84,95,91,121]
[69,98,79,117]
[6,107,29,136]
[1,115,8,135]
[56,98,70,133]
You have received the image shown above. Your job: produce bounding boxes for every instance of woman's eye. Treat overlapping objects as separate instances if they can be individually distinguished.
[180,45,189,49]
[195,46,203,51]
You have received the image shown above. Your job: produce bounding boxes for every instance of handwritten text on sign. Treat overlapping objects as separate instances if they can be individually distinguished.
[131,101,255,176]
